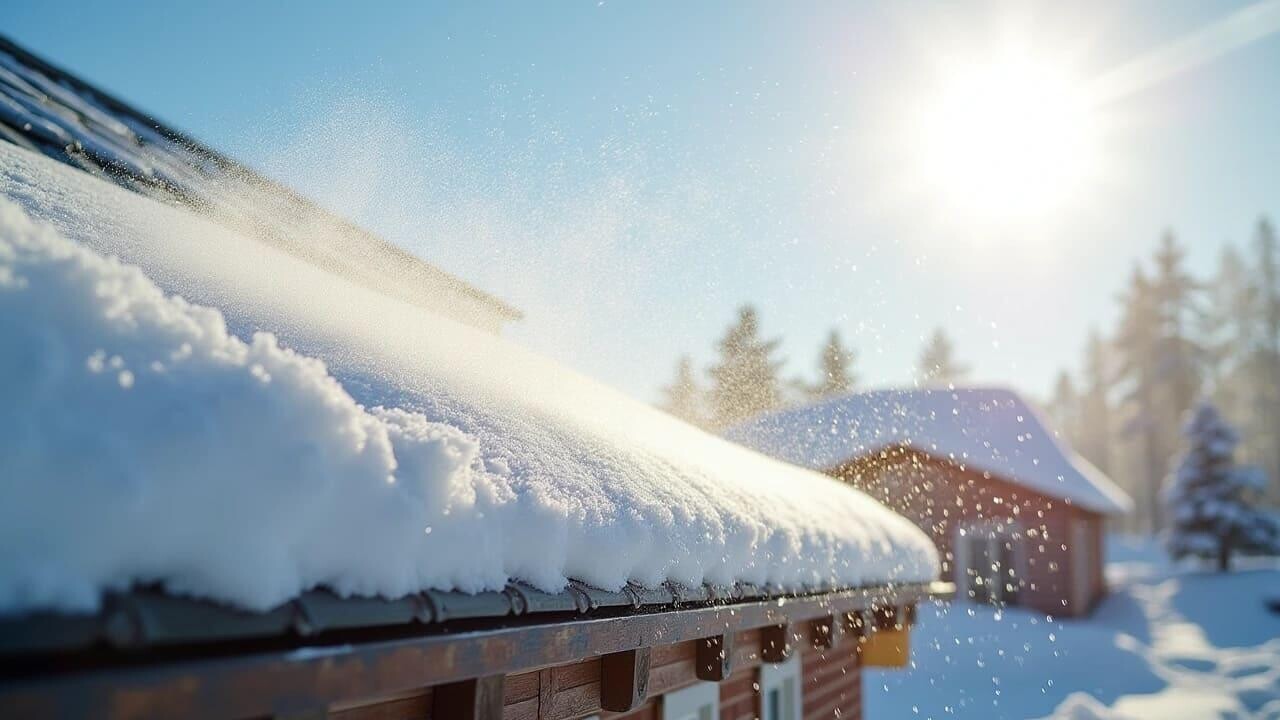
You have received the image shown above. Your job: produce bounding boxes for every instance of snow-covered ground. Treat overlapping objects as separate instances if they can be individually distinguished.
[868,536,1280,720]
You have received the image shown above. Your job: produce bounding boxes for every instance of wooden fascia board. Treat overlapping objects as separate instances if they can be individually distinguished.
[0,582,952,720]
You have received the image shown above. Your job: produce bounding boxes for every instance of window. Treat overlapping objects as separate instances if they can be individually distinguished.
[661,680,719,720]
[954,522,1023,606]
[759,655,802,720]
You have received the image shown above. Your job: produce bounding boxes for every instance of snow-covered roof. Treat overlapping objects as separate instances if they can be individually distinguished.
[0,141,939,616]
[726,387,1133,516]
[0,35,520,331]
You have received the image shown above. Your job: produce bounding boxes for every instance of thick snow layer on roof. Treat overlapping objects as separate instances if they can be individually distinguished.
[726,387,1132,516]
[0,143,938,615]
[0,43,518,325]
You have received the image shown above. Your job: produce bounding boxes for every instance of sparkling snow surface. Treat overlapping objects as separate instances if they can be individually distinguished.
[726,387,1133,515]
[868,537,1280,720]
[0,144,938,614]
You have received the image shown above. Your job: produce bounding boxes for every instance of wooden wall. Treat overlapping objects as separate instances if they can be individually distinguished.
[799,642,861,720]
[608,641,861,720]
[832,448,1104,617]
[1075,508,1107,613]
[329,624,865,720]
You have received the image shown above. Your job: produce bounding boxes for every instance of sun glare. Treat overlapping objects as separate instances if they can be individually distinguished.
[910,51,1097,223]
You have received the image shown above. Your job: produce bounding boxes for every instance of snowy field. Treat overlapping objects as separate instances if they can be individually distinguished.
[868,537,1280,720]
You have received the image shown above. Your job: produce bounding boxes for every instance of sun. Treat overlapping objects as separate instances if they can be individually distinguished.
[907,50,1097,223]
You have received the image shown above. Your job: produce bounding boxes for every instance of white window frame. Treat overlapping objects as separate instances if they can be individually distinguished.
[759,654,802,720]
[661,680,719,720]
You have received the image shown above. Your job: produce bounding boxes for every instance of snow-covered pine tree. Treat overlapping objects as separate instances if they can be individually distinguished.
[1164,401,1278,571]
[708,305,784,428]
[660,355,705,427]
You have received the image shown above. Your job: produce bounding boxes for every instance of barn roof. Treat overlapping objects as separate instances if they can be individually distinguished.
[726,387,1133,516]
[0,35,521,331]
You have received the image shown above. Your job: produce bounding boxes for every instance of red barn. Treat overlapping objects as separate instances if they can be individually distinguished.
[729,387,1132,617]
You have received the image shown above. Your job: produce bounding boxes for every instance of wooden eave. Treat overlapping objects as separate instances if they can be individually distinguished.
[0,581,951,719]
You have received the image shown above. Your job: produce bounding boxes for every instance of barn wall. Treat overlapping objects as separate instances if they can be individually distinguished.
[1072,507,1108,613]
[799,642,861,720]
[329,625,865,720]
[1094,513,1107,603]
[833,449,1101,617]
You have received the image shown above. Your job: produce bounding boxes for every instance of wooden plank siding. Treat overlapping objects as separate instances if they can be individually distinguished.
[800,644,860,720]
[831,447,1104,617]
[331,625,866,720]
[1074,508,1108,614]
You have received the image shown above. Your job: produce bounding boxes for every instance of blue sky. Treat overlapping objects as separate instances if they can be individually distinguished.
[7,1,1280,403]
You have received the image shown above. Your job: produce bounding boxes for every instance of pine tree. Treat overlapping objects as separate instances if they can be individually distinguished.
[1151,231,1202,434]
[1164,402,1279,570]
[1256,217,1280,360]
[1115,264,1164,533]
[1251,217,1280,503]
[1204,245,1256,378]
[811,329,856,398]
[707,305,784,428]
[1049,371,1079,443]
[1077,329,1113,476]
[660,355,704,427]
[1202,245,1259,465]
[917,328,967,385]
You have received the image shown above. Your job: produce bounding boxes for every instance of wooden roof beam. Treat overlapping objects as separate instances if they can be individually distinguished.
[760,624,791,663]
[810,614,843,650]
[431,675,504,720]
[599,647,651,712]
[694,633,735,681]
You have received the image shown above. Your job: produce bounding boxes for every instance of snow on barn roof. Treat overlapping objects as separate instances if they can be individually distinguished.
[0,35,520,331]
[726,387,1133,516]
[0,142,939,616]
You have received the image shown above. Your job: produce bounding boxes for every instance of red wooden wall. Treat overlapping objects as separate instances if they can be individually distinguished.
[331,626,865,720]
[833,449,1106,617]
